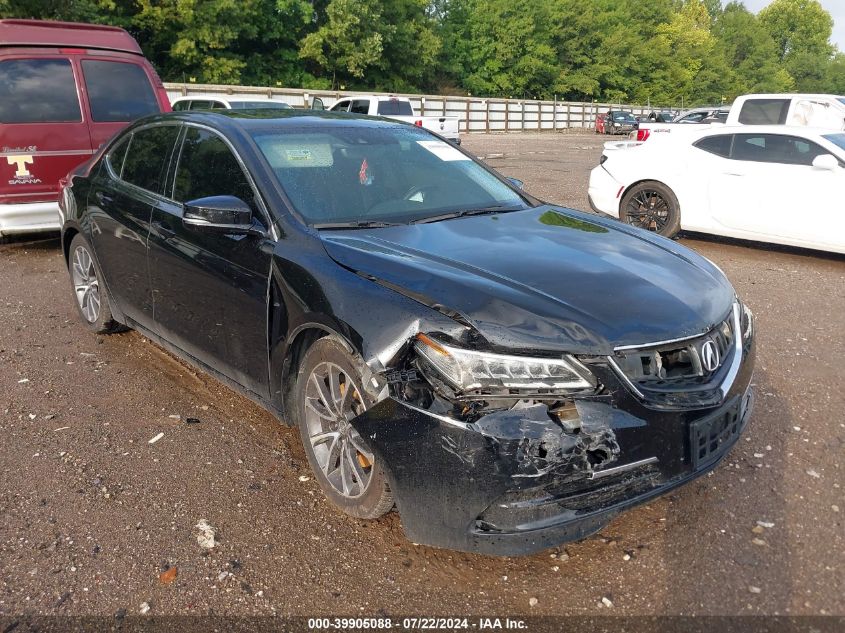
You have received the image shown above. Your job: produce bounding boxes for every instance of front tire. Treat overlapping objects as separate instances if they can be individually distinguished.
[67,233,125,334]
[293,336,393,519]
[619,181,681,237]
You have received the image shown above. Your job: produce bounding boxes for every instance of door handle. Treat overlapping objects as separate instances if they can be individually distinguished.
[723,171,745,177]
[94,191,113,205]
[152,221,176,240]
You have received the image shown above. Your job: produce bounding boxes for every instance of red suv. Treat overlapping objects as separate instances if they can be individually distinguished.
[0,19,171,238]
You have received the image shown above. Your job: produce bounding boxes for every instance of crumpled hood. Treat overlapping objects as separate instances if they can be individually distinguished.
[319,206,735,354]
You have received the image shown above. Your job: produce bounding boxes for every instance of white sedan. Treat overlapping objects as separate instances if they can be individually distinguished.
[588,125,845,254]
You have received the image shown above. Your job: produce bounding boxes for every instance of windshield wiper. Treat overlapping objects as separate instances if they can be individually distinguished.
[410,205,523,225]
[312,220,400,230]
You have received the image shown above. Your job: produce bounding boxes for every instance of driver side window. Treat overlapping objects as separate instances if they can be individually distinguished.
[172,127,260,220]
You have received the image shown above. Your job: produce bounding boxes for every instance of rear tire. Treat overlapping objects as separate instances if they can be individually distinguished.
[292,336,393,519]
[67,233,125,334]
[619,181,681,238]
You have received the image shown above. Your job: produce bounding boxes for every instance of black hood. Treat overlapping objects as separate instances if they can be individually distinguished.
[319,207,735,355]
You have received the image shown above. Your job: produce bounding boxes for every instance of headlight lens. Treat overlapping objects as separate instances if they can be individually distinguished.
[414,333,595,392]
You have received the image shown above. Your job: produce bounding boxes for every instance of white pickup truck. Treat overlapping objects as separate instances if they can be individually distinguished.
[634,93,845,142]
[327,96,461,144]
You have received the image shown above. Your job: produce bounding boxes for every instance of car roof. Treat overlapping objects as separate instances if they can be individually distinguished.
[132,109,411,134]
[0,19,142,55]
[171,96,290,104]
[737,93,845,100]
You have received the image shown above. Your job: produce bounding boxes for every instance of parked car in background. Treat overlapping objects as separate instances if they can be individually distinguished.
[328,96,461,144]
[725,93,845,129]
[0,19,170,238]
[634,106,730,142]
[674,106,730,124]
[171,96,293,111]
[595,112,608,134]
[589,125,845,254]
[59,109,754,555]
[602,110,638,135]
[645,110,676,123]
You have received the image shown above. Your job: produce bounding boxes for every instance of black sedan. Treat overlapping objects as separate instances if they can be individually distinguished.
[605,110,639,134]
[59,110,755,555]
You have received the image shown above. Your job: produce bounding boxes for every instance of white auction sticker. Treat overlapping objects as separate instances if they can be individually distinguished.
[417,140,469,161]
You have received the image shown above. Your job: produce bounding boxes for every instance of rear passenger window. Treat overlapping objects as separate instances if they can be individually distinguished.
[737,99,790,125]
[121,125,180,193]
[172,128,255,208]
[694,135,733,158]
[106,135,132,176]
[0,58,81,123]
[350,100,370,115]
[81,60,159,122]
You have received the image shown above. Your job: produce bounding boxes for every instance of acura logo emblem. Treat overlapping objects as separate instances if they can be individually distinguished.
[701,340,720,372]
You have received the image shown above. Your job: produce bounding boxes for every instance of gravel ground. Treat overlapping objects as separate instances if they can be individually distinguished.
[0,133,842,620]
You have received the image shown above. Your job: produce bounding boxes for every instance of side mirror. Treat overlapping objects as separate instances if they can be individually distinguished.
[311,97,325,111]
[812,154,839,171]
[183,195,256,234]
[507,177,525,190]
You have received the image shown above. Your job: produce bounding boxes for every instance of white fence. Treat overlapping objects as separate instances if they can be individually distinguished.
[164,83,660,134]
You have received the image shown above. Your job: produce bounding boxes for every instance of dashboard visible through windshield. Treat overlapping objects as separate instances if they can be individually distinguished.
[252,126,530,226]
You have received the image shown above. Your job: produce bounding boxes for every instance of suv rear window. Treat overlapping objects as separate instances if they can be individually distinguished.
[0,58,81,123]
[81,60,159,122]
[737,99,790,125]
[377,100,413,116]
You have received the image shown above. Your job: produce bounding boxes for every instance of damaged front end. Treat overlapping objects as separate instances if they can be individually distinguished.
[350,313,754,556]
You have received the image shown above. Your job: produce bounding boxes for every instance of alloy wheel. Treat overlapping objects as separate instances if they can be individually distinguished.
[71,246,101,323]
[625,189,670,232]
[303,362,375,499]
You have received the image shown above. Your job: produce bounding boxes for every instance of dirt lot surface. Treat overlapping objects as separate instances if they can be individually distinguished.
[1,133,842,620]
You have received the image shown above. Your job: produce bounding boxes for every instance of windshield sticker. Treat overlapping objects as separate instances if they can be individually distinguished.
[417,140,469,162]
[256,138,333,168]
[358,158,373,186]
[284,149,313,162]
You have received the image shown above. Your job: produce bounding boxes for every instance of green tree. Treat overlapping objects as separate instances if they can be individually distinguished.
[0,0,113,21]
[636,0,730,104]
[759,0,835,91]
[299,0,384,88]
[133,0,313,85]
[713,2,794,95]
[437,0,557,98]
[759,0,834,61]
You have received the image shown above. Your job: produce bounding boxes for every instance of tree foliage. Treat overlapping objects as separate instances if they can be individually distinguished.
[1,0,841,105]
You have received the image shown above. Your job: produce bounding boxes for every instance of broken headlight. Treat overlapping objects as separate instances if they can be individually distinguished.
[414,333,595,393]
[740,302,753,342]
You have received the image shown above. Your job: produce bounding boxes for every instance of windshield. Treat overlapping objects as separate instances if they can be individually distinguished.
[838,98,845,106]
[251,126,529,225]
[822,133,845,153]
[612,112,635,122]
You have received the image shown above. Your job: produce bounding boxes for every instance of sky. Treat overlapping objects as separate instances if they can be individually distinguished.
[727,0,845,51]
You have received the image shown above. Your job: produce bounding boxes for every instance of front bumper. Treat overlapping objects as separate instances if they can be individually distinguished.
[351,342,754,556]
[0,201,60,237]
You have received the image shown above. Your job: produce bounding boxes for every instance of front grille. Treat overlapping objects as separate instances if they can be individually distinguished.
[690,397,744,468]
[611,312,735,393]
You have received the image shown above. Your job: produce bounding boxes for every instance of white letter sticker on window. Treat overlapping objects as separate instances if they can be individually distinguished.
[416,140,469,162]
